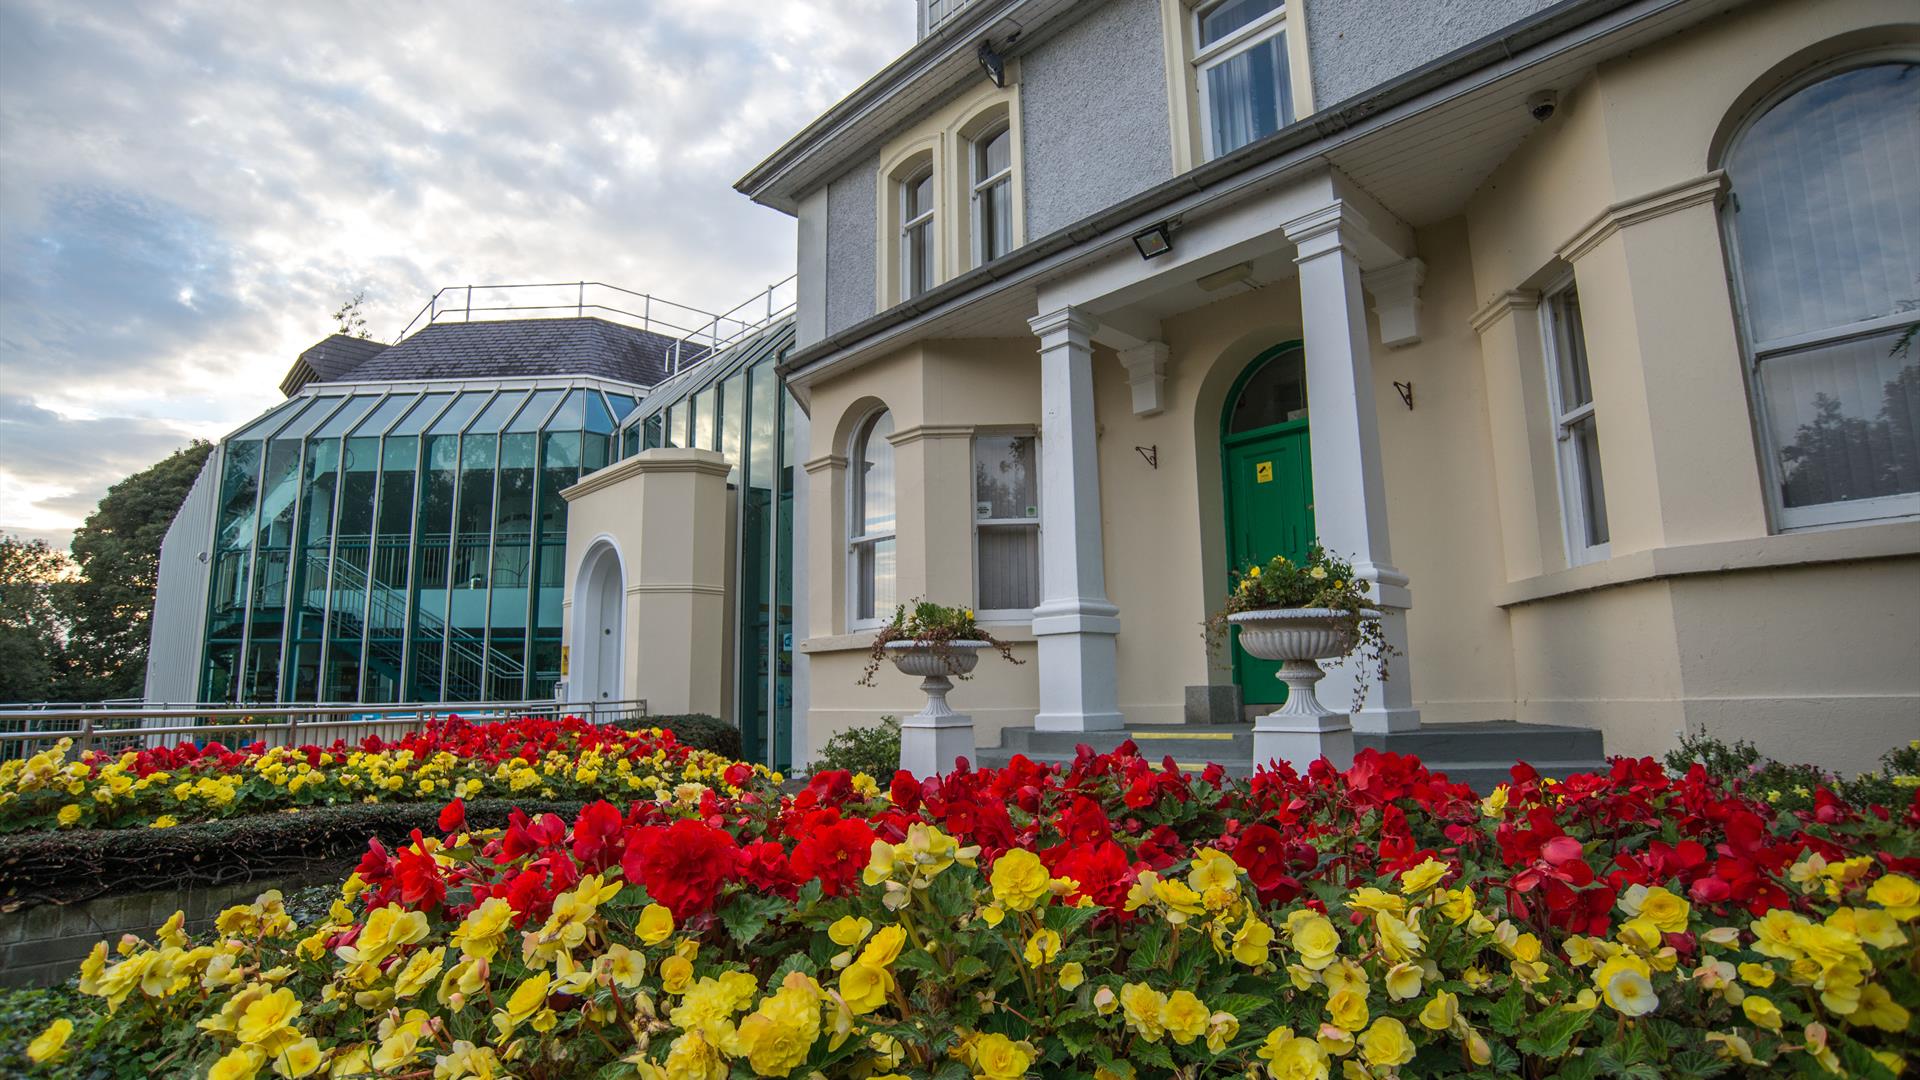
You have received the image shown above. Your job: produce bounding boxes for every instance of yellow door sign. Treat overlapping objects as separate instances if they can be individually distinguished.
[560,645,570,676]
[1255,461,1273,483]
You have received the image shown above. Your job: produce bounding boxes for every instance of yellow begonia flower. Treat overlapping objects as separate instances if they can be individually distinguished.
[25,1018,72,1063]
[1418,989,1459,1031]
[658,954,694,994]
[735,975,822,1077]
[1022,928,1061,967]
[837,960,893,1015]
[1327,987,1369,1032]
[1619,884,1691,934]
[1120,983,1168,1041]
[1232,915,1275,967]
[208,1046,266,1080]
[1287,910,1341,971]
[967,1032,1036,1080]
[1256,1026,1330,1080]
[1741,994,1783,1031]
[1359,1016,1416,1068]
[271,1036,322,1079]
[1160,989,1209,1045]
[637,903,676,946]
[1399,857,1449,896]
[1385,961,1423,1001]
[1058,962,1084,991]
[988,848,1051,912]
[1867,873,1920,920]
[827,915,872,948]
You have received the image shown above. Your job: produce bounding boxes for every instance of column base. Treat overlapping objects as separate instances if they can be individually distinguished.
[1353,706,1422,734]
[1034,710,1126,732]
[1252,711,1355,772]
[899,712,975,778]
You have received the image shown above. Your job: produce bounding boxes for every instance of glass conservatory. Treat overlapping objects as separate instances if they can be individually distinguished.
[615,318,799,768]
[199,381,639,704]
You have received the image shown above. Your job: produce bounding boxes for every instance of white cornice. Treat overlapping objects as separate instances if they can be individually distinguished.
[1557,171,1728,264]
[1470,289,1542,336]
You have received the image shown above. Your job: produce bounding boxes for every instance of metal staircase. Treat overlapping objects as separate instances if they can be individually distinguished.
[304,550,525,695]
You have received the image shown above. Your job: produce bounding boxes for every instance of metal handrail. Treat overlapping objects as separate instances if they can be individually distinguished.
[0,698,652,754]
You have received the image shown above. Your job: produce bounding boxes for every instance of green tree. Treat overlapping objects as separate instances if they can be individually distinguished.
[0,536,72,703]
[57,441,214,700]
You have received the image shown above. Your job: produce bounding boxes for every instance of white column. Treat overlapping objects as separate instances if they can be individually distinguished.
[1283,203,1420,734]
[1027,306,1125,731]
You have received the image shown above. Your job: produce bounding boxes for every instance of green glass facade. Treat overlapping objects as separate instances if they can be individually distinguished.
[614,320,798,769]
[200,382,638,704]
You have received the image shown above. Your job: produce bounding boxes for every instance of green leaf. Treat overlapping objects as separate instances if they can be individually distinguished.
[1485,988,1527,1035]
[1130,1038,1175,1071]
[1517,1006,1593,1059]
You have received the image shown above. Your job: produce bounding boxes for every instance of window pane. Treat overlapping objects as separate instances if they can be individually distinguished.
[1206,34,1293,156]
[978,127,1010,179]
[1199,0,1283,48]
[693,389,716,451]
[980,178,1012,263]
[907,222,933,297]
[856,537,897,622]
[855,412,896,536]
[1549,286,1595,409]
[1762,328,1919,508]
[667,401,688,447]
[978,525,1039,611]
[1227,345,1308,433]
[721,374,745,476]
[974,435,1036,518]
[1568,415,1610,547]
[1729,63,1920,344]
[906,172,933,218]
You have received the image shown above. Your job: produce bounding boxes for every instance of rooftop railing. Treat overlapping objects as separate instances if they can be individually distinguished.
[393,277,797,377]
[0,698,651,760]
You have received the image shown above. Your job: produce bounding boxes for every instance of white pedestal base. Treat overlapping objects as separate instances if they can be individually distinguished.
[1252,658,1356,772]
[896,669,976,778]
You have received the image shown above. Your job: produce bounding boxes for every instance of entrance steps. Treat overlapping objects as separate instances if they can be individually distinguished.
[975,720,1607,794]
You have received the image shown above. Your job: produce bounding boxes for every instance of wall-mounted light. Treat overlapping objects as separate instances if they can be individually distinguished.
[977,41,1005,88]
[1132,222,1174,260]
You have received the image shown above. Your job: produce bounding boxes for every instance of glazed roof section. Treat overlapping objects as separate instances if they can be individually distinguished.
[621,316,796,431]
[325,317,684,387]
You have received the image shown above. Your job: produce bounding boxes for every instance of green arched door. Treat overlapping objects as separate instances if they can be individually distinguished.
[1222,344,1315,705]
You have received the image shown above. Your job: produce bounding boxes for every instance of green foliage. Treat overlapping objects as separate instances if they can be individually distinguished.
[58,441,214,702]
[0,986,122,1079]
[1665,732,1920,812]
[811,716,901,778]
[651,713,740,758]
[0,537,72,704]
[859,600,1023,686]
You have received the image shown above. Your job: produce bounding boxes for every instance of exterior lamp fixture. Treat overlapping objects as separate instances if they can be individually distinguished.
[1133,222,1174,260]
[977,41,1005,88]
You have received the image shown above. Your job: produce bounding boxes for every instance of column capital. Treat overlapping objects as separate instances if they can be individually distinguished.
[1281,201,1368,263]
[1028,306,1099,340]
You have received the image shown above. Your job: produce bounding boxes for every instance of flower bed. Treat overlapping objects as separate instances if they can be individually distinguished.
[20,745,1920,1079]
[0,716,771,833]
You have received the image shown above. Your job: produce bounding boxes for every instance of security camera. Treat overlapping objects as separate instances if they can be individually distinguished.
[1527,90,1558,122]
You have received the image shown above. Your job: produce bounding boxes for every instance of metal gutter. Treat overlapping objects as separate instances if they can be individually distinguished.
[776,0,1673,380]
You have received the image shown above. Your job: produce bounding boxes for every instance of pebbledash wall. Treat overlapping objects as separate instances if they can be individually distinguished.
[783,0,1920,775]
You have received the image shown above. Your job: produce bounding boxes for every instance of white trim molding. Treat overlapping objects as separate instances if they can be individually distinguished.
[1557,171,1729,264]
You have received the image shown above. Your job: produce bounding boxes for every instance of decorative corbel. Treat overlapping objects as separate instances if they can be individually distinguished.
[1117,341,1171,417]
[1362,258,1426,348]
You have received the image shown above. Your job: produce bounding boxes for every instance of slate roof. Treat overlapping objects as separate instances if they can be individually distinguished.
[279,334,390,396]
[319,317,684,388]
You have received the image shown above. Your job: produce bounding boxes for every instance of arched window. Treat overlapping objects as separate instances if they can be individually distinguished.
[970,121,1013,265]
[1723,59,1920,527]
[898,164,936,300]
[849,409,897,625]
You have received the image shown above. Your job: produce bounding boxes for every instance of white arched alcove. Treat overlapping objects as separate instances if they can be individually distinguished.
[572,538,626,703]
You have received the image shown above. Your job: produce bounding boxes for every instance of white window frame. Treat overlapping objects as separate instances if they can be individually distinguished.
[899,168,935,301]
[1192,0,1292,162]
[848,408,897,631]
[969,122,1013,268]
[1719,51,1920,532]
[1540,273,1610,565]
[971,430,1041,622]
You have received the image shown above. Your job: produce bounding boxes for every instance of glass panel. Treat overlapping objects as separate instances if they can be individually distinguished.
[905,171,933,219]
[1227,346,1308,433]
[774,387,797,771]
[468,391,528,434]
[583,391,614,435]
[205,442,260,647]
[1206,33,1293,156]
[234,396,314,441]
[278,396,347,441]
[855,411,896,536]
[973,435,1037,519]
[350,392,418,437]
[1569,416,1610,548]
[392,392,456,436]
[507,388,566,432]
[489,431,537,702]
[721,374,745,476]
[855,538,897,622]
[907,221,933,297]
[427,391,489,435]
[1199,0,1282,48]
[333,436,380,693]
[606,393,639,422]
[693,389,716,451]
[645,414,664,450]
[410,433,459,701]
[1549,286,1595,409]
[1728,63,1920,344]
[978,126,1011,179]
[749,363,777,489]
[980,178,1012,263]
[365,434,417,704]
[667,401,688,448]
[1762,328,1919,508]
[977,525,1040,611]
[314,395,381,439]
[445,435,496,701]
[200,641,240,704]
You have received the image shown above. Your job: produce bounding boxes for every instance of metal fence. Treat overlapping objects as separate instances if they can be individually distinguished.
[0,698,651,761]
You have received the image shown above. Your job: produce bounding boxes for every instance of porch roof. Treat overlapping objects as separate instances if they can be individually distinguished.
[778,0,1738,385]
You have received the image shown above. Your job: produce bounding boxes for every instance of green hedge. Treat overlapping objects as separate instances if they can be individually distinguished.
[652,713,740,759]
[0,799,586,906]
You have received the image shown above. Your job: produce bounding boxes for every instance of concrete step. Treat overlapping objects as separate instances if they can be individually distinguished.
[976,720,1606,794]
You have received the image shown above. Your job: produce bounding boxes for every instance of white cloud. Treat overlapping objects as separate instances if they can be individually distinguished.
[0,0,914,547]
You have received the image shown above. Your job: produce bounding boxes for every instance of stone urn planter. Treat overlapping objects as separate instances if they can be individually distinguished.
[886,640,990,778]
[1229,608,1377,772]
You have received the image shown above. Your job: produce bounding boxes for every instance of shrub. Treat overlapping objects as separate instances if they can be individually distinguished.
[22,746,1920,1078]
[809,716,901,778]
[651,713,741,759]
[858,600,1022,685]
[1666,733,1920,814]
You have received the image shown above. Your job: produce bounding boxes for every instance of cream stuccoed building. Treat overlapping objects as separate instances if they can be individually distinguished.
[151,0,1919,786]
[706,0,1918,783]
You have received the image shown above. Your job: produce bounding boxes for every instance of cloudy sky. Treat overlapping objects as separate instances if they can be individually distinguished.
[0,0,914,549]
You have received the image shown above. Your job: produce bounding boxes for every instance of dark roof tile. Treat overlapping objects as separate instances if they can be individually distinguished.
[331,317,682,387]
